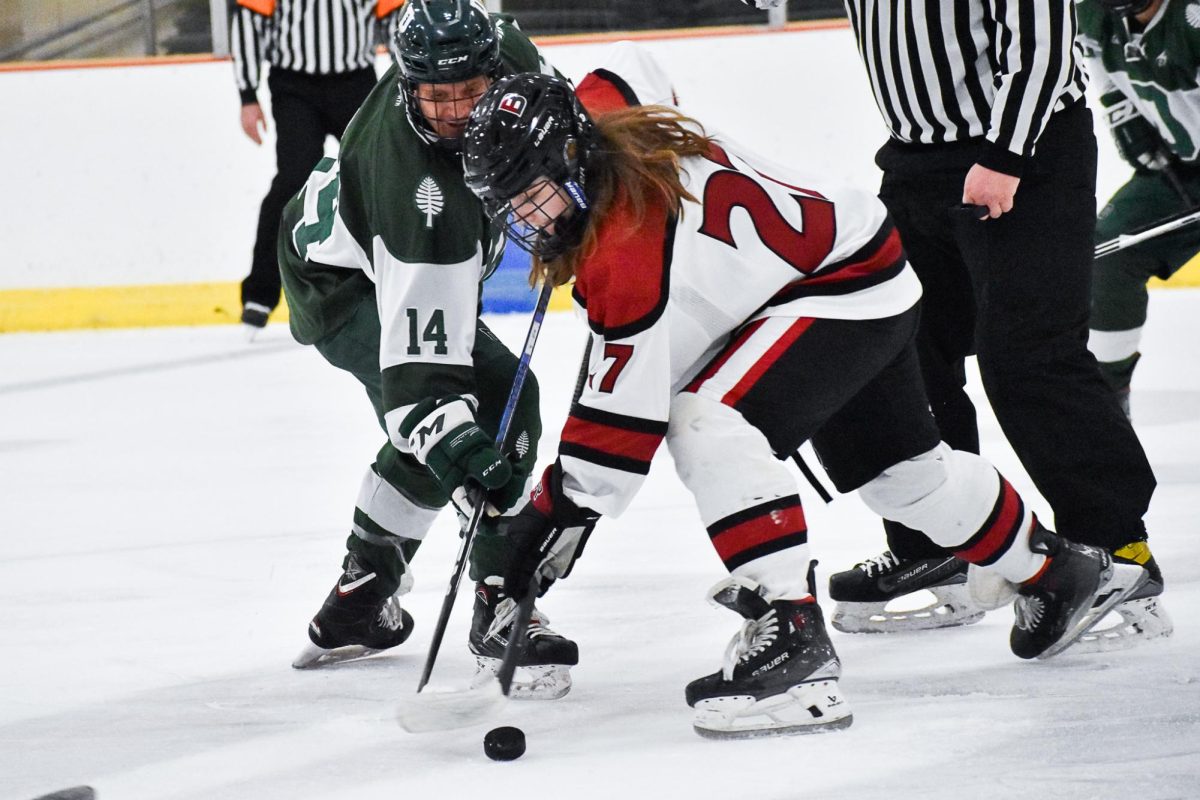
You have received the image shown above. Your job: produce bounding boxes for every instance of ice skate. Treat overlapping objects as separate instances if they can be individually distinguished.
[468,578,577,699]
[686,577,852,739]
[1011,528,1149,660]
[828,551,985,633]
[292,553,414,669]
[1071,541,1172,653]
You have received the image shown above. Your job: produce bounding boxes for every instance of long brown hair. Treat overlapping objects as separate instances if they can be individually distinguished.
[532,105,717,287]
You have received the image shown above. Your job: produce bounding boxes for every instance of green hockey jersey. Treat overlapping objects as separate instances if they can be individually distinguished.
[1077,0,1200,162]
[279,15,552,453]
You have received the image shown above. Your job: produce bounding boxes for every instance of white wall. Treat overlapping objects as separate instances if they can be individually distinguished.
[0,28,1129,290]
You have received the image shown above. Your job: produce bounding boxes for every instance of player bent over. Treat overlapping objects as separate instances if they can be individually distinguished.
[461,74,1148,737]
[278,0,575,697]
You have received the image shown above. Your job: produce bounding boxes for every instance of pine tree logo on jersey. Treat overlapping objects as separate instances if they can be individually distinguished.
[415,176,444,228]
[1188,3,1200,28]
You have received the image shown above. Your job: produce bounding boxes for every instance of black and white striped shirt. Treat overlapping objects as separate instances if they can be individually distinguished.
[230,0,400,104]
[843,0,1088,174]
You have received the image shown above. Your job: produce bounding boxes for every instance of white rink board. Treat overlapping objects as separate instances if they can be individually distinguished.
[1,26,1135,290]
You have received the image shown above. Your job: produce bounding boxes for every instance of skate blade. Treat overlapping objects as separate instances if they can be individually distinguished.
[1067,596,1173,654]
[396,677,506,733]
[291,641,386,669]
[692,678,853,739]
[474,657,573,700]
[1038,562,1150,660]
[832,584,986,634]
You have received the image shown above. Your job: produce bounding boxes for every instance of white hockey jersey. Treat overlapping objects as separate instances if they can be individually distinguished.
[556,102,921,517]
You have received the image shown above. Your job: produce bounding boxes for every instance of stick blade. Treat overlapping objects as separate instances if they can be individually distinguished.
[396,679,506,733]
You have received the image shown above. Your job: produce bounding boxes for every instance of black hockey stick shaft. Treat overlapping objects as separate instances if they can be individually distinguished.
[416,280,555,693]
[1162,161,1195,208]
[495,575,540,696]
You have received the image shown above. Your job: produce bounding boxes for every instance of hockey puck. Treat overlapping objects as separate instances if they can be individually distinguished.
[483,726,526,761]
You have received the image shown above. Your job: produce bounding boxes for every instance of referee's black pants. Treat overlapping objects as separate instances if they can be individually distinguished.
[875,101,1156,554]
[242,67,377,311]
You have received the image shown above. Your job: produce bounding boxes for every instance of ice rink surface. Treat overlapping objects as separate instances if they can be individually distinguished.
[2,291,1199,800]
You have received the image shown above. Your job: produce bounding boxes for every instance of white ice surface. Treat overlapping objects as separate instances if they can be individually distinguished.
[1,293,1198,800]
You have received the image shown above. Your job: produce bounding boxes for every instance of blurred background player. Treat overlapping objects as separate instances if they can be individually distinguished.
[745,0,1169,649]
[230,0,402,338]
[463,72,1146,739]
[279,0,577,698]
[1079,0,1200,424]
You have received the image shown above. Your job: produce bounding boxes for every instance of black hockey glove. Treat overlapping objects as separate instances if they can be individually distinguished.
[1104,94,1170,172]
[398,395,520,512]
[503,462,600,599]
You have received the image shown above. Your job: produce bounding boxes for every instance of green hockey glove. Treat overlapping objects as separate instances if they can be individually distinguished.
[399,396,514,510]
[1104,94,1170,172]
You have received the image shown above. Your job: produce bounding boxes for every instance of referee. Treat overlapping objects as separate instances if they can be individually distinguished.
[740,2,1162,587]
[828,0,1159,583]
[230,0,402,335]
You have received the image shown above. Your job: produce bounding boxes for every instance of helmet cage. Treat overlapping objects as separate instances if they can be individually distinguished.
[392,0,503,149]
[486,177,590,260]
[464,74,598,260]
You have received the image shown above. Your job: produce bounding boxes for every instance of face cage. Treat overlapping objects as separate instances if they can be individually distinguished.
[486,179,580,260]
[403,75,495,150]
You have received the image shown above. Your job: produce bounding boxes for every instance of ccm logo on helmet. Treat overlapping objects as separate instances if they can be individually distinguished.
[498,93,527,117]
[437,55,470,65]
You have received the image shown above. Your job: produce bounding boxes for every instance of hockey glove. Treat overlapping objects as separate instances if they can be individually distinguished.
[398,396,518,512]
[1104,94,1170,172]
[503,461,600,599]
[738,0,785,7]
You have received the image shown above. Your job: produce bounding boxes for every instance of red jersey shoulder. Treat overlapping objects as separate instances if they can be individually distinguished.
[572,189,674,340]
[576,69,643,116]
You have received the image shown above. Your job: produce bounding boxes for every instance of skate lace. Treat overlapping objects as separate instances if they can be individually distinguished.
[484,596,555,642]
[858,551,900,577]
[377,596,404,631]
[1014,595,1046,632]
[721,610,779,681]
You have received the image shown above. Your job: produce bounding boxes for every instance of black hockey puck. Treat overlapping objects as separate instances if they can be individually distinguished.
[483,726,526,761]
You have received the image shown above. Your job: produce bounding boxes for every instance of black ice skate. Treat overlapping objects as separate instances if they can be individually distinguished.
[828,551,985,633]
[1011,528,1148,660]
[469,578,578,700]
[1072,541,1172,653]
[292,553,414,669]
[686,577,852,739]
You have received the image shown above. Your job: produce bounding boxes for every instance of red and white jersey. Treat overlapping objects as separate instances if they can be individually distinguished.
[557,136,921,518]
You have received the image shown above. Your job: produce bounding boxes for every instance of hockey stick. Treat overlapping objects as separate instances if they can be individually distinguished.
[412,280,555,696]
[1095,207,1200,259]
[399,321,583,733]
[397,574,541,732]
[1161,161,1195,208]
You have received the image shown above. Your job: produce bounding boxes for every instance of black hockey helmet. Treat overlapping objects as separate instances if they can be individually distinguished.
[392,0,503,147]
[463,73,598,260]
[1095,0,1154,15]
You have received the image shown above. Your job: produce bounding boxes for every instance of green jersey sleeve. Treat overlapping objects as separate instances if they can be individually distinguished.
[1077,0,1200,163]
